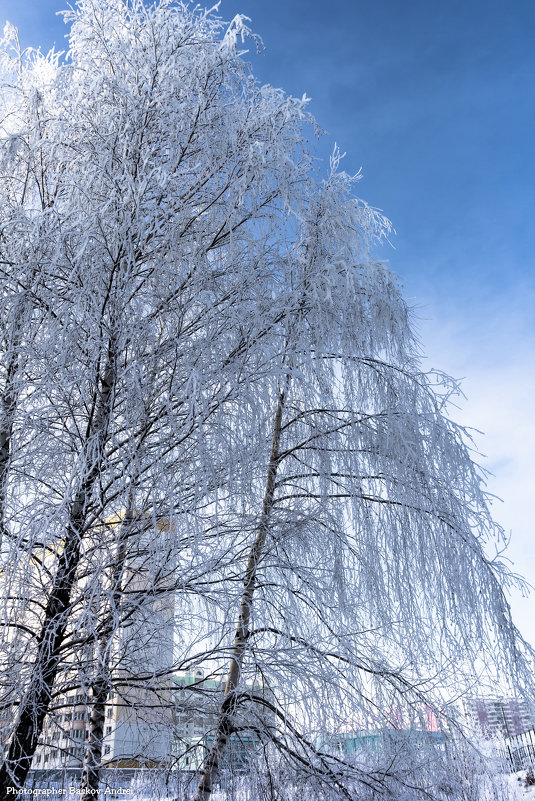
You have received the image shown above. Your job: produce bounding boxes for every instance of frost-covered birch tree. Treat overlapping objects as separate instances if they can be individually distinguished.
[192,160,534,800]
[0,2,532,800]
[0,1,317,792]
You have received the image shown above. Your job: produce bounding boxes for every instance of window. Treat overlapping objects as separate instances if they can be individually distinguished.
[35,755,41,765]
[44,755,49,763]
[105,726,112,735]
[72,728,85,739]
[106,708,113,719]
[104,746,111,755]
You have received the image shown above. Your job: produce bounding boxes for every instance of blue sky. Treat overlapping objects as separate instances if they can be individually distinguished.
[3,0,535,643]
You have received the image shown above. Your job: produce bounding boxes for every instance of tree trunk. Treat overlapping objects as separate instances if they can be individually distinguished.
[193,388,286,801]
[80,677,108,793]
[0,319,23,554]
[0,341,116,793]
[80,501,133,792]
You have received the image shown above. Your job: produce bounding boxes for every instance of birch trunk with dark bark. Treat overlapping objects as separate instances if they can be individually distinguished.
[193,388,286,801]
[80,502,133,792]
[0,298,28,555]
[0,340,117,793]
[0,340,20,554]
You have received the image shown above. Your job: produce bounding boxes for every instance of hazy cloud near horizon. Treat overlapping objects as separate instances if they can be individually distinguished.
[419,293,535,643]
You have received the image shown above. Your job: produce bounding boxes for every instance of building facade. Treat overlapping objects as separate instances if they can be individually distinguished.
[463,696,535,740]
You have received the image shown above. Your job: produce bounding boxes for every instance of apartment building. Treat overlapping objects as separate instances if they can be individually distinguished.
[3,513,268,780]
[463,696,535,740]
[171,668,272,773]
[27,668,268,776]
[0,513,177,776]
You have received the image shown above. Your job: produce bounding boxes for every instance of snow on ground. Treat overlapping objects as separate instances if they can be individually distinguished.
[506,771,535,799]
[122,775,535,801]
[27,771,535,801]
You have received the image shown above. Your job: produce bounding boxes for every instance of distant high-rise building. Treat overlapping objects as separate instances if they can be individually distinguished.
[463,696,535,739]
[171,668,273,773]
[2,514,177,776]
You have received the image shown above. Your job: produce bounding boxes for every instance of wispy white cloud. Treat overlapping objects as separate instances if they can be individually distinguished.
[418,291,535,645]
